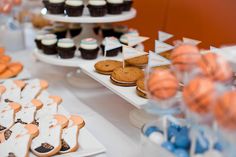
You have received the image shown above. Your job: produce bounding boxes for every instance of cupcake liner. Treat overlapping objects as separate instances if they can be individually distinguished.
[107,3,123,15]
[54,31,67,39]
[35,39,42,49]
[123,1,133,11]
[42,44,57,55]
[65,5,84,17]
[48,2,65,14]
[79,47,99,60]
[102,29,114,38]
[87,5,107,17]
[57,46,76,59]
[69,28,82,38]
[101,45,121,57]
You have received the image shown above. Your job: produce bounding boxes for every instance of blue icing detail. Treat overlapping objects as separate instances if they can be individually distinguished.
[162,141,175,152]
[144,126,162,137]
[174,131,191,149]
[173,149,189,157]
[195,135,209,154]
[214,142,223,152]
[168,125,179,140]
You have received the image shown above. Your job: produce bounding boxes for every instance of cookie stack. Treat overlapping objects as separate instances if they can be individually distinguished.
[0,79,85,157]
[0,48,23,79]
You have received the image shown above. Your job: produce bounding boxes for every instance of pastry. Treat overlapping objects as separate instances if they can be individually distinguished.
[41,34,58,55]
[136,77,147,98]
[183,76,216,115]
[110,67,144,86]
[48,0,65,14]
[114,25,128,38]
[0,62,23,79]
[87,0,107,17]
[69,23,82,38]
[0,55,11,64]
[125,55,148,68]
[197,53,233,82]
[101,23,114,38]
[171,44,201,72]
[65,0,84,17]
[147,69,178,100]
[101,37,121,56]
[107,0,124,15]
[79,38,99,60]
[94,60,122,75]
[0,63,7,74]
[59,115,85,153]
[57,38,76,59]
[123,0,133,11]
[53,23,67,39]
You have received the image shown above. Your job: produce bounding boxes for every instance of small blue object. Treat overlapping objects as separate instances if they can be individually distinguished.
[168,125,179,140]
[195,135,209,154]
[174,132,191,149]
[144,126,162,137]
[173,149,189,157]
[214,142,223,152]
[162,141,175,152]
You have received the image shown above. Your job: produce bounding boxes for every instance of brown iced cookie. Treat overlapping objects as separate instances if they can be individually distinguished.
[0,62,23,79]
[95,60,122,75]
[125,55,148,69]
[111,67,144,86]
[159,51,172,59]
[136,77,148,98]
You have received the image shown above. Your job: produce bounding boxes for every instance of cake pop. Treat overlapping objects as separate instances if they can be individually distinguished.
[171,44,201,72]
[197,53,233,82]
[214,91,236,130]
[147,69,179,100]
[183,76,216,115]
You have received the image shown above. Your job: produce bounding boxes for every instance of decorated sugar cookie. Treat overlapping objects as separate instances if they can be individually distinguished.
[31,114,68,157]
[60,115,85,154]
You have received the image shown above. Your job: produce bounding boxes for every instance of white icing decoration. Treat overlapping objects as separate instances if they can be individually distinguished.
[15,106,36,124]
[21,79,43,102]
[49,0,65,3]
[107,0,124,4]
[61,125,79,152]
[66,0,83,6]
[57,38,75,48]
[88,0,106,6]
[0,109,14,131]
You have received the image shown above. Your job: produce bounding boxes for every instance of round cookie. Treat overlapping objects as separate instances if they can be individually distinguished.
[0,55,11,64]
[136,77,147,98]
[94,60,122,75]
[125,55,148,69]
[0,62,23,79]
[111,67,144,86]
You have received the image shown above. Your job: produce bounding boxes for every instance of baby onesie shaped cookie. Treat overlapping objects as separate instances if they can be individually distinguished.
[60,115,85,154]
[20,79,48,103]
[31,114,68,157]
[0,123,39,157]
[0,102,21,133]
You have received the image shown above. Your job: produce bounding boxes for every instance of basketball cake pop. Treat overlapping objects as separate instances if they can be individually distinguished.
[214,91,236,130]
[171,44,201,72]
[147,69,179,100]
[197,53,233,82]
[183,76,216,115]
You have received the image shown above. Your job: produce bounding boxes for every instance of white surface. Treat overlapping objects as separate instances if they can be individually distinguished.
[0,68,31,82]
[41,8,136,23]
[34,50,148,108]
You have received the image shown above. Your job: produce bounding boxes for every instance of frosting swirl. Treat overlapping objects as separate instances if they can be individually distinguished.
[80,38,98,50]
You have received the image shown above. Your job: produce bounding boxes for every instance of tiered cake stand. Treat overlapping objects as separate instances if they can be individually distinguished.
[35,7,157,128]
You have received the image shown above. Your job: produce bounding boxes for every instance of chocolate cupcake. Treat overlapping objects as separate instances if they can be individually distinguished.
[41,34,58,55]
[57,38,76,59]
[87,0,107,17]
[65,0,84,17]
[101,24,114,37]
[123,0,133,11]
[79,38,99,60]
[53,23,67,39]
[35,31,48,49]
[101,37,121,57]
[69,24,82,38]
[48,0,65,14]
[113,25,128,38]
[107,0,124,15]
[43,0,50,10]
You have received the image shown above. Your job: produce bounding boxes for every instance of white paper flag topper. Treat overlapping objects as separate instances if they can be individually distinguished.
[182,37,201,46]
[104,37,122,56]
[210,46,221,53]
[122,45,148,60]
[155,40,174,54]
[158,31,173,42]
[127,35,149,47]
[148,51,171,68]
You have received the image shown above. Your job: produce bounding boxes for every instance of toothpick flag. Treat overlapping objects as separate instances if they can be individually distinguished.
[158,31,173,42]
[127,35,149,47]
[122,45,148,60]
[155,40,174,54]
[104,37,122,56]
[148,51,171,68]
[210,46,221,53]
[182,37,201,46]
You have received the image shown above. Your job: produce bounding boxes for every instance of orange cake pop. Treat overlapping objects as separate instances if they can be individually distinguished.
[147,69,179,100]
[171,44,201,72]
[183,76,216,115]
[197,53,233,82]
[214,91,236,130]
